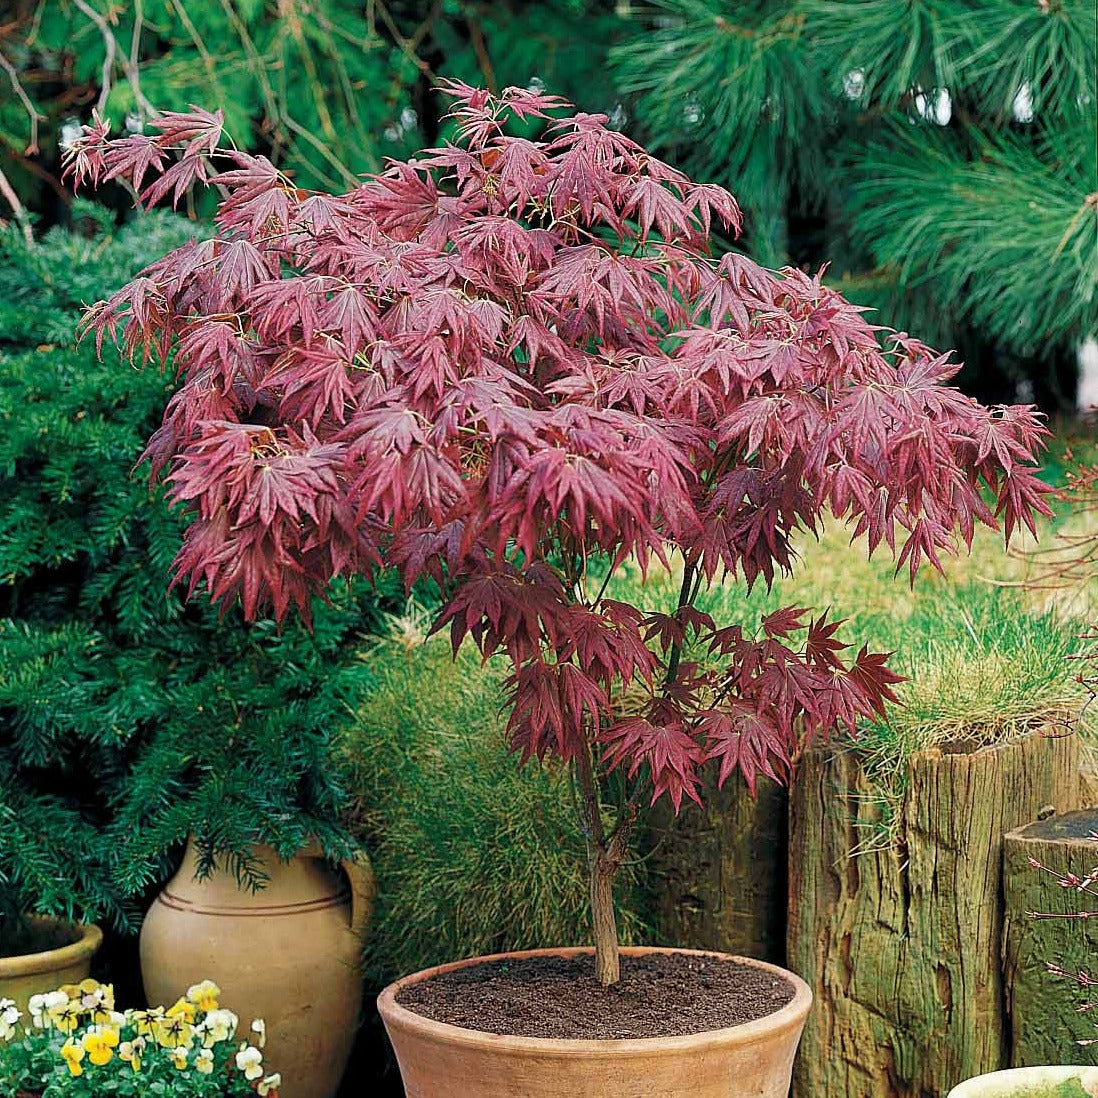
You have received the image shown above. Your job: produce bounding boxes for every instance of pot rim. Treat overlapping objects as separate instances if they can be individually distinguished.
[377,945,813,1057]
[0,916,103,979]
[948,1065,1098,1097]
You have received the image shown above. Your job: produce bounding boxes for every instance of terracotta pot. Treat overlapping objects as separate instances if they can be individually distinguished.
[140,838,374,1098]
[948,1067,1098,1097]
[0,916,103,1011]
[377,946,812,1098]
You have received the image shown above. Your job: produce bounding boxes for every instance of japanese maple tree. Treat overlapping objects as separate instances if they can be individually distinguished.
[65,83,1051,987]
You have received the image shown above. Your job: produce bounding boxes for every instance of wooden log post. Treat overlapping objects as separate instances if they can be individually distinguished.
[1003,808,1098,1065]
[648,772,788,964]
[788,732,1082,1098]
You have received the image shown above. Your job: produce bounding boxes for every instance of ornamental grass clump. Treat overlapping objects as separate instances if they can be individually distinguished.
[66,82,1052,988]
[0,979,280,1097]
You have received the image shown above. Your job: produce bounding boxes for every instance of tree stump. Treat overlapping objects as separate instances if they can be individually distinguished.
[788,732,1082,1098]
[1003,807,1098,1065]
[648,772,787,964]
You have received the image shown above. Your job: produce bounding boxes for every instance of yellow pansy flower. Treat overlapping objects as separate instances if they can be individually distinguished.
[153,1011,195,1050]
[48,998,82,1035]
[60,1037,85,1077]
[83,1024,120,1066]
[169,1044,189,1070]
[130,1007,163,1036]
[186,980,221,1012]
[75,978,103,1008]
[166,996,197,1023]
[195,1048,215,1074]
[84,1034,112,1066]
[87,982,115,1023]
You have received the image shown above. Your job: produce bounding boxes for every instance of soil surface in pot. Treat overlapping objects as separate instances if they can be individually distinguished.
[0,918,80,960]
[396,952,796,1039]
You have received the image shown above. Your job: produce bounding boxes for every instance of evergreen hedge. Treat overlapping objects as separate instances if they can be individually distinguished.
[0,205,393,930]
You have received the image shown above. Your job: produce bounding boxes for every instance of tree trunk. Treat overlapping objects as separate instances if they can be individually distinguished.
[648,771,787,963]
[574,745,621,986]
[788,732,1082,1098]
[1003,807,1098,1066]
[587,840,621,986]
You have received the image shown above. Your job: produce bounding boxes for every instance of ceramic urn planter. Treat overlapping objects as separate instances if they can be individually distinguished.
[140,838,374,1098]
[377,946,813,1098]
[948,1068,1098,1098]
[0,916,103,1011]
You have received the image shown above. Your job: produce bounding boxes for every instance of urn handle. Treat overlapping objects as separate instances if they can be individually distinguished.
[300,840,376,941]
[339,849,376,942]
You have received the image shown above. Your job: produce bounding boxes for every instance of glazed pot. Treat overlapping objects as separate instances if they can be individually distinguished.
[377,946,812,1098]
[948,1067,1098,1097]
[140,838,374,1098]
[0,916,103,1011]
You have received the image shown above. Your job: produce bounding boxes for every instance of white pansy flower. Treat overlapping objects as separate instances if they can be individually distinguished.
[236,1044,264,1080]
[197,1008,238,1047]
[29,990,68,1027]
[196,1048,215,1074]
[251,1018,267,1049]
[258,1073,282,1096]
[28,993,48,1027]
[0,998,21,1040]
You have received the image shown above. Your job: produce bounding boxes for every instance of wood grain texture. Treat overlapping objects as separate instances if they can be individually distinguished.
[1003,807,1098,1066]
[648,771,788,964]
[788,733,1081,1098]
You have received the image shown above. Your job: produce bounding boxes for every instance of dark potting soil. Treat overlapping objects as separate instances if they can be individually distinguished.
[396,952,796,1040]
[0,918,79,960]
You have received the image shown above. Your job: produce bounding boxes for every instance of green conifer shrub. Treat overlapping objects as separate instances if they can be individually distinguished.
[611,0,1097,404]
[0,1,623,213]
[0,205,393,932]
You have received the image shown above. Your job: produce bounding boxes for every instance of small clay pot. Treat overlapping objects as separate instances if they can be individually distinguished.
[0,916,103,1012]
[377,946,812,1098]
[948,1067,1098,1097]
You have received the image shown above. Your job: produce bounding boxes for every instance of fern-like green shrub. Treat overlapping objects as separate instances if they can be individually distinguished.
[0,206,395,933]
[339,619,648,983]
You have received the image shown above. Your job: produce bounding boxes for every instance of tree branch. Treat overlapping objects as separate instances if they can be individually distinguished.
[70,0,115,114]
[0,163,33,246]
[0,47,43,154]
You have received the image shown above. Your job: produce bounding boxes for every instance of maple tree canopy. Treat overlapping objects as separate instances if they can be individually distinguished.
[65,82,1052,810]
